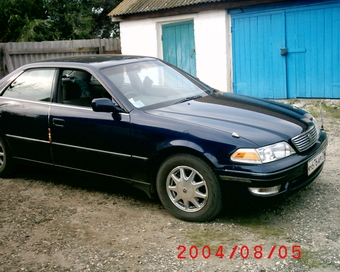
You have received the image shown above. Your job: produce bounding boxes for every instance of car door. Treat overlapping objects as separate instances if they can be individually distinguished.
[49,69,131,179]
[0,68,56,164]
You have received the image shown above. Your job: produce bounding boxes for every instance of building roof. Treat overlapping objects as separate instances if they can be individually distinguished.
[109,0,231,16]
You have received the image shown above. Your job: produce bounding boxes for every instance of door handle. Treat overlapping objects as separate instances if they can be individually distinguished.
[280,48,288,56]
[52,118,65,127]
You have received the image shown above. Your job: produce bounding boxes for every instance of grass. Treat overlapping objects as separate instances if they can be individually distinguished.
[235,218,283,240]
[320,103,340,119]
[286,99,340,119]
[186,228,242,252]
[184,219,330,270]
[307,101,340,119]
[185,218,283,252]
[299,248,323,269]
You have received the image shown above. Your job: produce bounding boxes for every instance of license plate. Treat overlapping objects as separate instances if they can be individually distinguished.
[307,148,326,176]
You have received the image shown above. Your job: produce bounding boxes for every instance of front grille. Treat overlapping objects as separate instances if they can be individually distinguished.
[291,125,318,152]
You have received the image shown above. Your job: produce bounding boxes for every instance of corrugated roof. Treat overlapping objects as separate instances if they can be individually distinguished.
[109,0,226,16]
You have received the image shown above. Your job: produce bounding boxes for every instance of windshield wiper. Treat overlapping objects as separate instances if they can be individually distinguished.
[175,95,203,104]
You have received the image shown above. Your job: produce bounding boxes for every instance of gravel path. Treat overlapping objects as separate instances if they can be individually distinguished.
[1,100,339,271]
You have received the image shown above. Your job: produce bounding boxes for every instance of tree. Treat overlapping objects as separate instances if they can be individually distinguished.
[91,0,121,38]
[44,0,94,40]
[0,0,47,42]
[0,0,122,42]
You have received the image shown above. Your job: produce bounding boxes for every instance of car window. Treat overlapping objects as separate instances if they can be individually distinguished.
[58,69,112,107]
[101,60,206,109]
[2,68,55,102]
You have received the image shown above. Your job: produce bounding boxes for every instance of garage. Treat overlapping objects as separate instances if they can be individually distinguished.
[231,1,340,99]
[162,20,197,77]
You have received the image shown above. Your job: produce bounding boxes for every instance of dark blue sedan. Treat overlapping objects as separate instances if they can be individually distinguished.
[0,55,327,221]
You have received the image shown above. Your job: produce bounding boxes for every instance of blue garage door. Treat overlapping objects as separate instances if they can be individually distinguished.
[162,21,197,76]
[231,1,340,98]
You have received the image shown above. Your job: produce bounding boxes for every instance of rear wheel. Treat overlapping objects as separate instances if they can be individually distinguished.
[156,154,222,222]
[0,137,13,177]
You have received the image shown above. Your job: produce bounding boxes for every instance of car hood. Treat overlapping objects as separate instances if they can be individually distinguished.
[147,93,312,147]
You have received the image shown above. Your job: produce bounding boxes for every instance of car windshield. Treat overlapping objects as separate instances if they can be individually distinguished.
[100,60,207,109]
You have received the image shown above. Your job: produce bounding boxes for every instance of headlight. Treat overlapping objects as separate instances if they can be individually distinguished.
[231,142,295,164]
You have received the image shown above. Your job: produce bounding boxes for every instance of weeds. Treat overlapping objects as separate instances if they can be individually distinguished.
[299,248,323,269]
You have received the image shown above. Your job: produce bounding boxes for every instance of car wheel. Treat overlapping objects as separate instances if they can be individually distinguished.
[0,137,13,177]
[156,154,222,222]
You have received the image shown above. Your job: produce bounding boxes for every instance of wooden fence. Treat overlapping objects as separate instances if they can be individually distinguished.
[0,38,121,78]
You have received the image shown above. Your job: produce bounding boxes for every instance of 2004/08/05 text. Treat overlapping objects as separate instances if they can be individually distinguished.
[177,245,302,260]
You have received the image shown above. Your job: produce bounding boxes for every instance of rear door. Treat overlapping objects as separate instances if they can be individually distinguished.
[0,68,56,164]
[49,69,131,178]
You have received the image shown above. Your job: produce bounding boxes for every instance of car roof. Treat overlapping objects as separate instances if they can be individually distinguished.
[30,55,157,70]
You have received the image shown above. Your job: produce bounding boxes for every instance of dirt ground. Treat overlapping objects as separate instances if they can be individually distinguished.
[0,99,339,271]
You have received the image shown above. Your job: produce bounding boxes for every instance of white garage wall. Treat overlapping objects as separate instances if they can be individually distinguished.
[194,10,231,93]
[120,18,159,57]
[119,10,231,93]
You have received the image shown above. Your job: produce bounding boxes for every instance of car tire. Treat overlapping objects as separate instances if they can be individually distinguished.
[0,136,14,177]
[156,154,222,222]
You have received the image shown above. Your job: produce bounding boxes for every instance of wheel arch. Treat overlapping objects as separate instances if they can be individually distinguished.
[0,131,12,154]
[0,132,14,176]
[147,141,219,195]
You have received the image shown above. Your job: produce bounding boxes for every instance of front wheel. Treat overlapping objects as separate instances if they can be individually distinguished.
[156,154,222,222]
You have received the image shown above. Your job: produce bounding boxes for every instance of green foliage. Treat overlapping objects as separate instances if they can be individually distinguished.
[0,0,45,41]
[91,0,121,38]
[0,0,122,42]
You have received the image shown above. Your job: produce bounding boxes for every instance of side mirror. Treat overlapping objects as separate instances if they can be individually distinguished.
[91,98,123,113]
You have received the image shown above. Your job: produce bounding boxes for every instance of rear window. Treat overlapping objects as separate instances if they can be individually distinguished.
[2,68,55,102]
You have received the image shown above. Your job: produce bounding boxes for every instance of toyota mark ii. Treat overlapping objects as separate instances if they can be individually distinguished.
[0,55,327,221]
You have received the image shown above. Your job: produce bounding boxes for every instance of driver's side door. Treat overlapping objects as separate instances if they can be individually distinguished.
[49,69,131,178]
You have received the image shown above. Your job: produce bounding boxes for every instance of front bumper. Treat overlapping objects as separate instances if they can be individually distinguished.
[218,131,328,197]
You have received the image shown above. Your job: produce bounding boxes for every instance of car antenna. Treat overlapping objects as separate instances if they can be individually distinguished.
[319,100,324,131]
